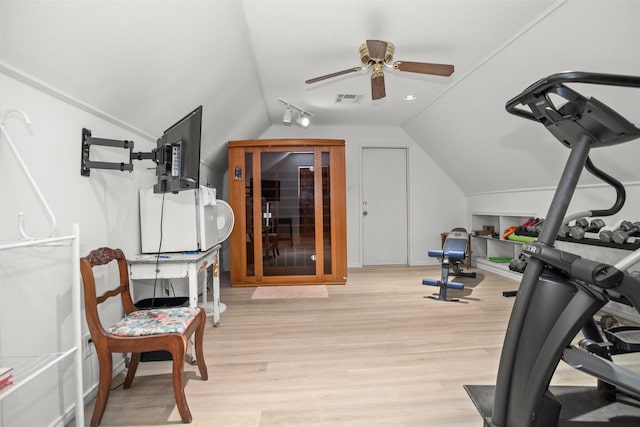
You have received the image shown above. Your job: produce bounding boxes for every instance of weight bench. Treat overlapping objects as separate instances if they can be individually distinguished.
[423,227,476,302]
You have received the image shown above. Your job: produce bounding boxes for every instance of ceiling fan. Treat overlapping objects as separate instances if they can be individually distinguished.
[305,40,454,100]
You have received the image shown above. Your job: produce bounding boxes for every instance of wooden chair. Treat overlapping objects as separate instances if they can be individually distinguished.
[80,247,208,426]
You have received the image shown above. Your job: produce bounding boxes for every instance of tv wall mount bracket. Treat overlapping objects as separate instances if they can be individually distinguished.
[81,128,157,176]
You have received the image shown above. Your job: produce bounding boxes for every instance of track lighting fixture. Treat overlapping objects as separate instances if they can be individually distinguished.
[278,98,314,128]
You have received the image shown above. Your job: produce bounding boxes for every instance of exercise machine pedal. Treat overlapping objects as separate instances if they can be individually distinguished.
[604,326,640,354]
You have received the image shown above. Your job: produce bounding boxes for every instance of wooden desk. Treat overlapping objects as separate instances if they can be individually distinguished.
[127,245,224,327]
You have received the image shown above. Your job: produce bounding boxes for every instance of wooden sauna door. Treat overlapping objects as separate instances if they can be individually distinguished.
[227,139,347,286]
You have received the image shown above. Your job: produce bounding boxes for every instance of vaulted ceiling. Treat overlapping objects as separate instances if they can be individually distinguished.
[2,0,640,194]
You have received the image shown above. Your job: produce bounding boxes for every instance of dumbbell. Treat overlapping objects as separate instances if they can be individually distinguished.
[569,218,606,239]
[509,253,528,274]
[515,217,539,235]
[612,221,640,244]
[558,218,589,238]
[526,219,544,236]
[600,220,632,242]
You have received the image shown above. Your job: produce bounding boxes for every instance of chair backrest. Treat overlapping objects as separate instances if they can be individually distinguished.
[80,247,138,341]
[444,228,470,255]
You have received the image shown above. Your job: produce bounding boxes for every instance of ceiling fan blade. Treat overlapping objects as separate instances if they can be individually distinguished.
[393,61,454,77]
[371,73,386,100]
[305,67,362,84]
[366,40,388,60]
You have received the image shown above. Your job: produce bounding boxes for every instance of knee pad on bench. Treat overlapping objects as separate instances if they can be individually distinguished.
[422,278,464,290]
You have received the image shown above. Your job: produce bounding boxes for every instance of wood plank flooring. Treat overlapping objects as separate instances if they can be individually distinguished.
[75,266,638,426]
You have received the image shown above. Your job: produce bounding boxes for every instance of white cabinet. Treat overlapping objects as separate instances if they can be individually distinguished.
[0,225,84,426]
[471,213,536,280]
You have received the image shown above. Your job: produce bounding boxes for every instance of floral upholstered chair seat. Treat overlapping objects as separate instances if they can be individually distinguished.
[108,307,200,337]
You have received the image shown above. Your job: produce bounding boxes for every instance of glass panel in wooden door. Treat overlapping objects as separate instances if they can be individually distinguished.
[244,152,255,277]
[322,152,332,275]
[261,151,316,277]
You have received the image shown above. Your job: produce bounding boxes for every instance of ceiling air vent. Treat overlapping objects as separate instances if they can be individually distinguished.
[335,94,364,104]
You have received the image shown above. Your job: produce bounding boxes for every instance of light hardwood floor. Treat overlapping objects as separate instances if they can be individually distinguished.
[75,266,636,426]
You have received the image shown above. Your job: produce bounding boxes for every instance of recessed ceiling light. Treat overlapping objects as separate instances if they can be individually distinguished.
[403,95,417,101]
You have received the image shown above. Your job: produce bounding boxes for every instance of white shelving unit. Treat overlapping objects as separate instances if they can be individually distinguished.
[0,225,84,426]
[471,212,536,280]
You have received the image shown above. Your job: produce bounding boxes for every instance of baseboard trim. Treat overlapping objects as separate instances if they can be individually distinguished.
[57,359,126,426]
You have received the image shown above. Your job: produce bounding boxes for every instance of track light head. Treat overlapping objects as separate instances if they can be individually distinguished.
[282,106,293,124]
[296,112,310,128]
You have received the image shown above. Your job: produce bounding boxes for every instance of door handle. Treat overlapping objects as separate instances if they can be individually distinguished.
[363,211,368,216]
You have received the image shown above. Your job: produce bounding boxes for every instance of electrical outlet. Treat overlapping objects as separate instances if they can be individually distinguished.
[82,334,94,359]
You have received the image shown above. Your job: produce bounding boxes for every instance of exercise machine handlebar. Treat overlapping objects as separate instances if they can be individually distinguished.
[521,241,624,290]
[509,72,634,236]
[584,157,626,217]
[505,71,640,122]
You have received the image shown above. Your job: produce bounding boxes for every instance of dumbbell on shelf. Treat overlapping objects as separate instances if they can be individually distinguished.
[515,218,542,236]
[569,218,606,239]
[600,220,633,242]
[526,219,544,235]
[558,218,589,238]
[612,221,640,244]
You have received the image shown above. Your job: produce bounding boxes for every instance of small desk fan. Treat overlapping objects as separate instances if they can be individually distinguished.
[216,200,235,243]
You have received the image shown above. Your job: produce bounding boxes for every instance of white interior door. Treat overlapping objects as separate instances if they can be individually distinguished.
[362,147,408,265]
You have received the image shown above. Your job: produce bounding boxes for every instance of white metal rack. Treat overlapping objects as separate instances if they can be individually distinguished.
[1,109,82,424]
[0,227,84,425]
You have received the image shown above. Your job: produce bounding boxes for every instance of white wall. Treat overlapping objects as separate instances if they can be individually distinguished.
[469,184,640,229]
[259,124,468,267]
[405,0,640,195]
[0,72,158,426]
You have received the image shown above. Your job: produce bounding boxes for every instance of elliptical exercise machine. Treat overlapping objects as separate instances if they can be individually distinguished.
[465,71,640,426]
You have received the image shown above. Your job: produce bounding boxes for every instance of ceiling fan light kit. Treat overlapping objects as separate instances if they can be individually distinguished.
[278,98,314,128]
[305,39,455,100]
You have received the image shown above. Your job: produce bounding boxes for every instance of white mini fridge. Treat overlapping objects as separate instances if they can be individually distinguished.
[139,185,219,253]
